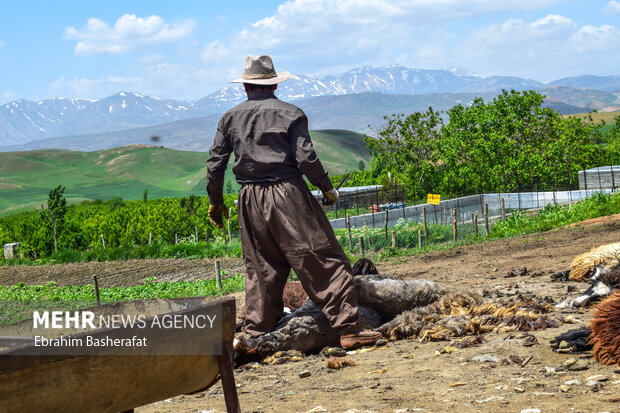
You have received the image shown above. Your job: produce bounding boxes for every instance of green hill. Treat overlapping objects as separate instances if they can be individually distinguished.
[0,130,369,216]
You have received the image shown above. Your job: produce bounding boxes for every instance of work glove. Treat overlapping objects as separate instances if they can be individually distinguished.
[322,188,339,206]
[208,204,229,228]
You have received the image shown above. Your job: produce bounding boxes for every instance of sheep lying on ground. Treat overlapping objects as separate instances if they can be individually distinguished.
[569,242,620,282]
[235,260,563,362]
[556,243,620,308]
[550,244,620,365]
[236,275,445,358]
[551,292,620,366]
[590,291,620,366]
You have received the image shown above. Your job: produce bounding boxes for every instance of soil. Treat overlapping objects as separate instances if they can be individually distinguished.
[5,214,620,412]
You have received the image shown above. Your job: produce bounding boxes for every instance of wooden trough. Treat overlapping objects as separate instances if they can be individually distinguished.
[0,296,240,413]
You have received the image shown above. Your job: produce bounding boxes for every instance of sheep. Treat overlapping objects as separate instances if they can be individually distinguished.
[235,259,562,363]
[551,292,620,367]
[590,291,620,366]
[556,247,620,308]
[568,242,620,282]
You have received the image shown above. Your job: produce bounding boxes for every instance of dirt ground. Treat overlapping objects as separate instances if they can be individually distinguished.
[5,215,620,412]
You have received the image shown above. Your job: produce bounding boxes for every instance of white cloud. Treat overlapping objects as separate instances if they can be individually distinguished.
[50,75,144,98]
[604,1,620,15]
[49,61,221,100]
[65,14,195,55]
[468,14,576,49]
[571,24,620,52]
[199,0,567,76]
[451,15,620,81]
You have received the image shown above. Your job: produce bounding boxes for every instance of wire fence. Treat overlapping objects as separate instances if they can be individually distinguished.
[324,165,620,251]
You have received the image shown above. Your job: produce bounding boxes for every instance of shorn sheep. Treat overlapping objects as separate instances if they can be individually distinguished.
[235,259,564,362]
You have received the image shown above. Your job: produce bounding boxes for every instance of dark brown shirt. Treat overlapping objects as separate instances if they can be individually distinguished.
[206,92,333,205]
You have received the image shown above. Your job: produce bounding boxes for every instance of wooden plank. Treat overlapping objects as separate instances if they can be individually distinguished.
[0,297,237,413]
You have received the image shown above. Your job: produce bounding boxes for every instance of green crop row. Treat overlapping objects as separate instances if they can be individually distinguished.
[0,273,245,324]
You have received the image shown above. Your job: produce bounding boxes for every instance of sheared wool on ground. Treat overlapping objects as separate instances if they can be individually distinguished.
[379,292,559,341]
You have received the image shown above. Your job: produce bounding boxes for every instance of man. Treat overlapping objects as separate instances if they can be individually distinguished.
[206,55,381,349]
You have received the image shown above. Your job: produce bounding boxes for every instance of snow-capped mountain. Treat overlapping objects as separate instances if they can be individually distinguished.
[0,92,196,146]
[1,65,618,148]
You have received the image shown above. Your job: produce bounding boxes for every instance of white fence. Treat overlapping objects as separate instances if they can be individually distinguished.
[329,188,614,230]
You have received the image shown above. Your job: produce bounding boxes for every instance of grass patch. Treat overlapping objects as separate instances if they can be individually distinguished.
[0,240,243,266]
[489,191,620,238]
[0,273,245,324]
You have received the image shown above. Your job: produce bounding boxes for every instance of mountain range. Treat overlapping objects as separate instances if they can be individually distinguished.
[2,66,620,151]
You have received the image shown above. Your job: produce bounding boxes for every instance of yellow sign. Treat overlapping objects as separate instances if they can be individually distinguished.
[427,193,441,205]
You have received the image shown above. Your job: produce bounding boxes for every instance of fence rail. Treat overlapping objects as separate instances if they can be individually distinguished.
[329,188,615,234]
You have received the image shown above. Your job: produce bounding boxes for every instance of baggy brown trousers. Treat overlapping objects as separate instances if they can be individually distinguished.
[238,177,360,337]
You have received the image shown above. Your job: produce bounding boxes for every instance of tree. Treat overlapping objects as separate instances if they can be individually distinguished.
[180,194,202,242]
[40,185,67,252]
[358,160,366,172]
[439,89,601,194]
[143,189,148,203]
[364,107,443,200]
[225,179,234,194]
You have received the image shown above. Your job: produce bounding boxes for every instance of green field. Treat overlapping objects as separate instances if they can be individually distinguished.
[565,110,620,133]
[0,129,369,216]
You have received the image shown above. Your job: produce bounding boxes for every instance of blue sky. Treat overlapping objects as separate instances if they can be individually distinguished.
[1,0,619,102]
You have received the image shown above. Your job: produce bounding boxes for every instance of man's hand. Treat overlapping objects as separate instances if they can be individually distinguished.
[322,188,339,206]
[209,204,230,228]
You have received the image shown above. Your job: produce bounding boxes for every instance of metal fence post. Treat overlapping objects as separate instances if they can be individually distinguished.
[384,210,389,239]
[346,214,352,249]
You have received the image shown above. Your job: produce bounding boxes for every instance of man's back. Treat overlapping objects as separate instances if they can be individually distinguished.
[207,90,332,203]
[218,92,306,184]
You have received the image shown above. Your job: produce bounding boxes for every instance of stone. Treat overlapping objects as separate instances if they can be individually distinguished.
[585,374,607,382]
[299,370,311,378]
[473,354,500,363]
[566,359,589,371]
[562,358,576,367]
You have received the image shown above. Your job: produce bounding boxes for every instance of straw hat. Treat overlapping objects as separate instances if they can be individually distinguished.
[230,55,291,85]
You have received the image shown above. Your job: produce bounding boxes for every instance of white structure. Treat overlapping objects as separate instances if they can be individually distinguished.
[578,166,620,190]
[3,242,20,259]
